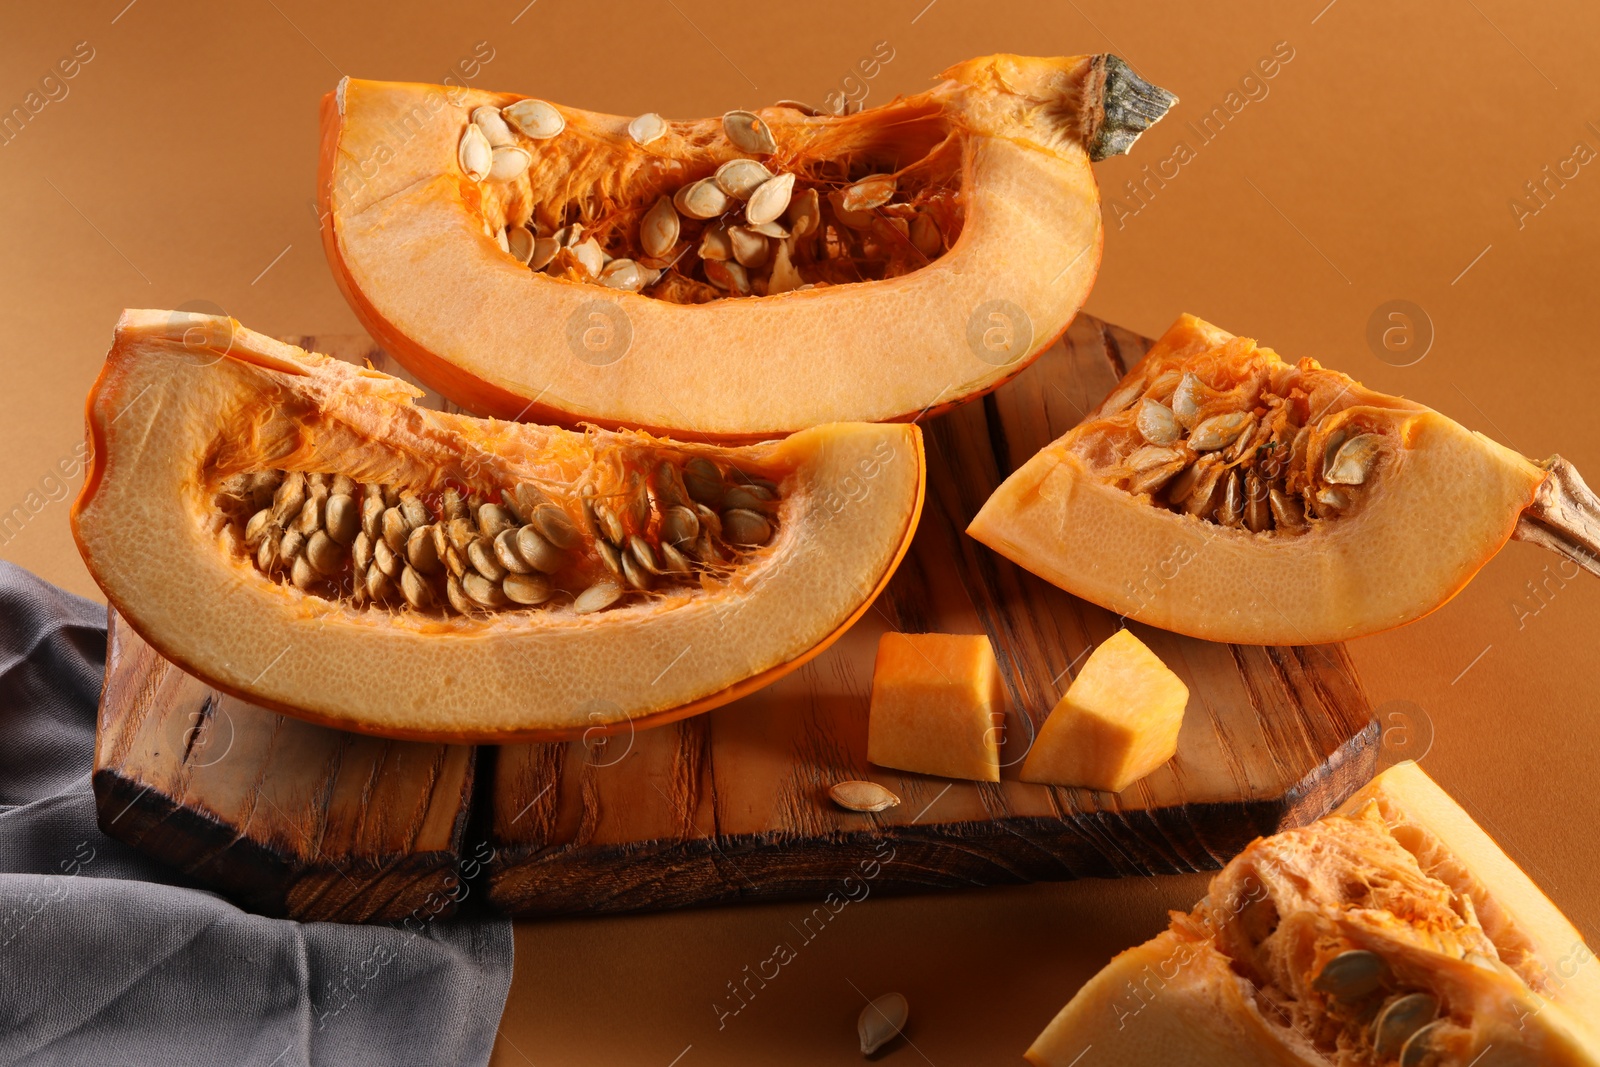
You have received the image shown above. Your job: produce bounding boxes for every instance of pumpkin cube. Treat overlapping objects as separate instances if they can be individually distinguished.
[867,633,1005,782]
[1020,629,1187,792]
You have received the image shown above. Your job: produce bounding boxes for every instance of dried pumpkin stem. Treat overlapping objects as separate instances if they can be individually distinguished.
[1086,55,1179,162]
[1514,455,1600,576]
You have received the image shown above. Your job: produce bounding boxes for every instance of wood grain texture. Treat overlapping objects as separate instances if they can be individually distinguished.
[92,318,1376,923]
[484,315,1379,917]
[94,611,476,923]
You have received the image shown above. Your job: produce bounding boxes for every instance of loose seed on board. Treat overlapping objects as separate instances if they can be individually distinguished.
[675,178,730,221]
[857,993,909,1056]
[627,112,667,145]
[745,172,795,226]
[488,144,532,181]
[640,196,680,260]
[723,110,777,154]
[575,580,623,614]
[829,780,900,813]
[502,98,564,139]
[472,105,515,147]
[458,124,492,181]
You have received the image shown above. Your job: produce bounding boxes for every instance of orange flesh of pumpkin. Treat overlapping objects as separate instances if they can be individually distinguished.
[968,313,1547,645]
[71,310,924,742]
[317,54,1174,439]
[1026,761,1600,1066]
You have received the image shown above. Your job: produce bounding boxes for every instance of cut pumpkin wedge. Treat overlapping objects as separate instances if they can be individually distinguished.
[71,310,924,742]
[969,313,1600,645]
[317,54,1176,440]
[1026,761,1600,1066]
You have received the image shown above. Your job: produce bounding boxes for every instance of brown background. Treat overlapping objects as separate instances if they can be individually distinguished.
[3,1,1597,1063]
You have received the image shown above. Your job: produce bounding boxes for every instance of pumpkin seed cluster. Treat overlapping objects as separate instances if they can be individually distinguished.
[459,100,960,302]
[1099,368,1384,533]
[220,455,779,617]
[1310,950,1467,1064]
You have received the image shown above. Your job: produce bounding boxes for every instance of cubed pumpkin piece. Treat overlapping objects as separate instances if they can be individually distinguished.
[867,633,1005,782]
[1020,629,1187,792]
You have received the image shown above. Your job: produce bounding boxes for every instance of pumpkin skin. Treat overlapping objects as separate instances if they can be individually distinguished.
[317,54,1175,440]
[968,314,1552,645]
[1026,762,1600,1066]
[71,310,924,742]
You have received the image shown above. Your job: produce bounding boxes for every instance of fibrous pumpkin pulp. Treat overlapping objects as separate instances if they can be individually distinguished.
[319,53,1176,439]
[969,314,1600,644]
[1027,761,1600,1066]
[72,310,924,742]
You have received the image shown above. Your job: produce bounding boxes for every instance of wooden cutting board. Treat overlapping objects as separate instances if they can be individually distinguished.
[93,316,1377,922]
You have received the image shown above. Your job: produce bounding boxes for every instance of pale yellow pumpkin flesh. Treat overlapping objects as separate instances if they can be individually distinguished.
[71,310,924,742]
[1027,762,1600,1066]
[967,313,1585,645]
[317,54,1176,440]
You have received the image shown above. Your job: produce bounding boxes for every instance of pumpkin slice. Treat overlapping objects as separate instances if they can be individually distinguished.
[968,313,1600,644]
[71,310,924,742]
[1026,761,1600,1066]
[318,53,1176,440]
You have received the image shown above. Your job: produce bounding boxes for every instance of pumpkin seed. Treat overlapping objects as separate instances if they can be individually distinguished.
[1244,472,1272,532]
[675,178,730,221]
[1223,414,1260,462]
[322,494,357,545]
[397,492,427,529]
[467,537,508,581]
[506,225,536,265]
[502,98,564,139]
[1217,470,1244,527]
[1126,445,1185,472]
[502,572,552,605]
[787,188,821,237]
[910,212,942,257]
[1170,372,1203,427]
[857,993,908,1055]
[1312,949,1388,1000]
[365,562,389,602]
[640,196,680,260]
[1136,399,1181,445]
[373,536,402,579]
[271,471,307,526]
[1325,433,1381,485]
[462,570,509,608]
[704,258,750,294]
[359,492,384,539]
[352,531,374,572]
[256,528,282,572]
[827,188,875,230]
[488,144,532,181]
[458,124,492,181]
[746,173,795,226]
[493,527,534,575]
[330,474,356,497]
[494,227,511,254]
[842,173,896,213]
[723,109,776,154]
[768,237,803,294]
[571,238,606,279]
[1374,993,1438,1057]
[721,485,773,511]
[595,538,623,576]
[1399,1020,1450,1067]
[1269,487,1305,530]
[279,527,306,564]
[553,223,583,248]
[659,542,692,573]
[627,535,660,574]
[714,158,773,199]
[291,554,316,591]
[1189,412,1253,452]
[772,99,823,116]
[621,550,652,591]
[721,508,772,546]
[746,219,789,239]
[244,508,275,547]
[729,227,770,268]
[528,236,561,271]
[445,573,474,614]
[697,221,733,262]
[515,524,565,574]
[627,112,667,145]
[381,507,409,551]
[399,564,432,609]
[599,259,650,292]
[574,580,622,614]
[829,780,900,813]
[305,530,342,576]
[472,105,515,147]
[532,504,582,550]
[1129,461,1184,496]
[661,504,700,547]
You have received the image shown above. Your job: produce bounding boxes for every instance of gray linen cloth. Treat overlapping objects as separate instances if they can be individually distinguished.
[0,562,514,1066]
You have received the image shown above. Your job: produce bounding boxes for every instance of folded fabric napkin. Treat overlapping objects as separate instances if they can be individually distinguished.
[0,562,514,1067]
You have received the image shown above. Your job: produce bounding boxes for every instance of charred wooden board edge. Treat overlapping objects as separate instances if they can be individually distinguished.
[485,716,1377,918]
